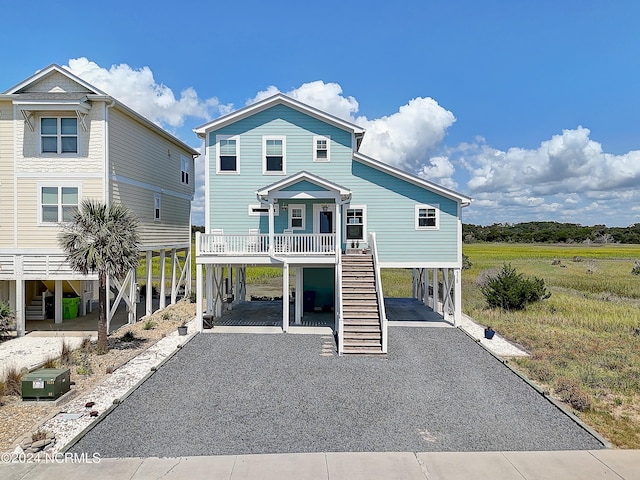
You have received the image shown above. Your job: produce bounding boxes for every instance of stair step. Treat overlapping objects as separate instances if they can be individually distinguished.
[344,319,380,326]
[342,346,384,354]
[344,333,381,341]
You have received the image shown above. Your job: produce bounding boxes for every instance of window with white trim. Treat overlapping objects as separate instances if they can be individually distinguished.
[263,136,286,174]
[40,186,78,223]
[41,117,78,154]
[415,204,439,230]
[288,204,305,230]
[248,204,279,216]
[181,155,190,184]
[154,194,161,221]
[345,206,366,241]
[217,135,239,173]
[313,135,330,162]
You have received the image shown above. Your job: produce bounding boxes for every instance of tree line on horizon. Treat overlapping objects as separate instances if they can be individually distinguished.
[192,223,640,244]
[463,221,640,244]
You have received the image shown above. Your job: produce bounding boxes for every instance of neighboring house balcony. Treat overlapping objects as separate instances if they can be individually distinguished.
[196,231,337,264]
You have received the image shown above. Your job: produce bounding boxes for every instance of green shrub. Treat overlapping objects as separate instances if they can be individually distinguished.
[462,254,473,270]
[143,319,156,330]
[481,263,550,310]
[631,261,640,276]
[0,300,15,337]
[3,366,22,396]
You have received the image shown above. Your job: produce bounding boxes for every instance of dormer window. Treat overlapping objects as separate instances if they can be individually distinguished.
[41,117,77,154]
[313,135,330,162]
[263,136,286,174]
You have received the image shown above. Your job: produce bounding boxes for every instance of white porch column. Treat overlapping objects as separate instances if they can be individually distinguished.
[334,202,342,255]
[205,265,213,315]
[15,277,25,337]
[146,250,153,316]
[227,266,233,310]
[214,266,224,317]
[54,280,63,324]
[454,268,462,327]
[268,201,275,256]
[412,268,417,299]
[129,268,137,324]
[196,262,203,332]
[282,262,290,332]
[170,248,177,305]
[159,249,166,310]
[295,267,303,325]
[234,266,241,305]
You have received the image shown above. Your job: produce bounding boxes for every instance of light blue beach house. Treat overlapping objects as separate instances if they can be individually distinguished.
[194,94,471,354]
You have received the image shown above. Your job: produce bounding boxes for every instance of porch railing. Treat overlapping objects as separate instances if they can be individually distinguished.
[197,233,335,256]
[369,232,388,353]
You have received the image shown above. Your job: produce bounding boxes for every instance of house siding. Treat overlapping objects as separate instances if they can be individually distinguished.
[108,108,194,248]
[0,100,14,246]
[206,103,461,265]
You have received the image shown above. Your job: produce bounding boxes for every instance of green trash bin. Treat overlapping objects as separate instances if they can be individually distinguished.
[62,297,80,319]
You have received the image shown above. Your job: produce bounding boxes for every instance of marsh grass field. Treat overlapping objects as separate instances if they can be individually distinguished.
[460,243,640,448]
[141,241,640,448]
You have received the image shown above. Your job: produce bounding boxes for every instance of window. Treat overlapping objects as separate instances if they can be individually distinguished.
[40,186,78,223]
[217,135,239,173]
[248,204,279,216]
[288,204,305,230]
[41,117,78,154]
[263,136,286,174]
[345,207,365,240]
[181,155,190,184]
[154,194,161,221]
[313,135,330,162]
[415,204,439,230]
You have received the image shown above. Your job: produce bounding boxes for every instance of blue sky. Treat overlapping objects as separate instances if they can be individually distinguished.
[2,0,640,227]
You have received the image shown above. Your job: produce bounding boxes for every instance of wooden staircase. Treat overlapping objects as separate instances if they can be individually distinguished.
[25,295,47,320]
[341,254,384,354]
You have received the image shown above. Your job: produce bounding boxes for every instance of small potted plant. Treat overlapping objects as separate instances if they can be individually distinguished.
[177,321,188,336]
[484,325,495,340]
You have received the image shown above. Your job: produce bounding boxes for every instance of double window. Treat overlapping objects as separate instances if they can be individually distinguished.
[40,186,78,223]
[263,136,286,174]
[41,117,77,154]
[216,135,239,173]
[415,204,439,230]
[313,136,330,162]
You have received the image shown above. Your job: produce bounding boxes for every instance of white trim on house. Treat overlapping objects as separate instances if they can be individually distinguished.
[288,204,306,230]
[36,182,82,225]
[354,152,472,207]
[194,94,366,139]
[415,203,439,231]
[313,135,331,162]
[216,134,240,174]
[248,204,279,216]
[262,135,286,175]
[343,204,367,242]
[256,171,351,201]
[110,175,193,201]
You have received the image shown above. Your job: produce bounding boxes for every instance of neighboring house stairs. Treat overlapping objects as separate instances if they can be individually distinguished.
[25,295,47,321]
[341,254,384,354]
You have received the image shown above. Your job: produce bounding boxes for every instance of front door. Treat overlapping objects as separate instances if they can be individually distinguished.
[319,210,333,234]
[313,204,336,252]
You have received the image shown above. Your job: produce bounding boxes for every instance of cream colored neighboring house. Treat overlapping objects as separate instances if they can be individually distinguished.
[0,64,198,336]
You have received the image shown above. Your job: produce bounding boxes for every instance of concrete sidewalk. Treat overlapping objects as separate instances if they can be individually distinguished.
[2,450,639,479]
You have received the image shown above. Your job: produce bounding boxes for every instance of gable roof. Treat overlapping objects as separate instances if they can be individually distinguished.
[194,93,366,140]
[354,152,472,206]
[257,171,352,202]
[1,64,199,156]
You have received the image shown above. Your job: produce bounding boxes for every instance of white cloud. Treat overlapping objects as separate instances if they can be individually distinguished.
[64,58,227,129]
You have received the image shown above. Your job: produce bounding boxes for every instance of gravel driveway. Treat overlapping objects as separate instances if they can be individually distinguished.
[70,328,604,457]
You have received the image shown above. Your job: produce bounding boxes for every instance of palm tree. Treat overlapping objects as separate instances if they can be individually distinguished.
[59,199,140,352]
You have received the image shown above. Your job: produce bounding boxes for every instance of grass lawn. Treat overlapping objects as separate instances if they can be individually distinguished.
[462,243,640,448]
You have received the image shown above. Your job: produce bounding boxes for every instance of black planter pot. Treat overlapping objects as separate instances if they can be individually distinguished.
[484,328,495,340]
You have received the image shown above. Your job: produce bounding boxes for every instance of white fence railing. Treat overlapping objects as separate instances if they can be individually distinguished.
[369,232,388,354]
[197,233,335,256]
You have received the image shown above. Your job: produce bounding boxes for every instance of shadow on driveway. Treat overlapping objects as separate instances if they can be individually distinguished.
[70,328,604,457]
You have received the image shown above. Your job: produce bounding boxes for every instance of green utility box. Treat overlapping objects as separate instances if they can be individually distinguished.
[62,297,80,319]
[21,368,71,401]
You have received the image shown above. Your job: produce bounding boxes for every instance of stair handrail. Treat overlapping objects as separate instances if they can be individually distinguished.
[368,232,387,353]
[336,260,344,355]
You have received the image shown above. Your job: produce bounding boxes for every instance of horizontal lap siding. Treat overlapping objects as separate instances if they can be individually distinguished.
[209,105,352,233]
[108,109,193,248]
[0,102,14,246]
[350,161,459,264]
[16,178,103,249]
